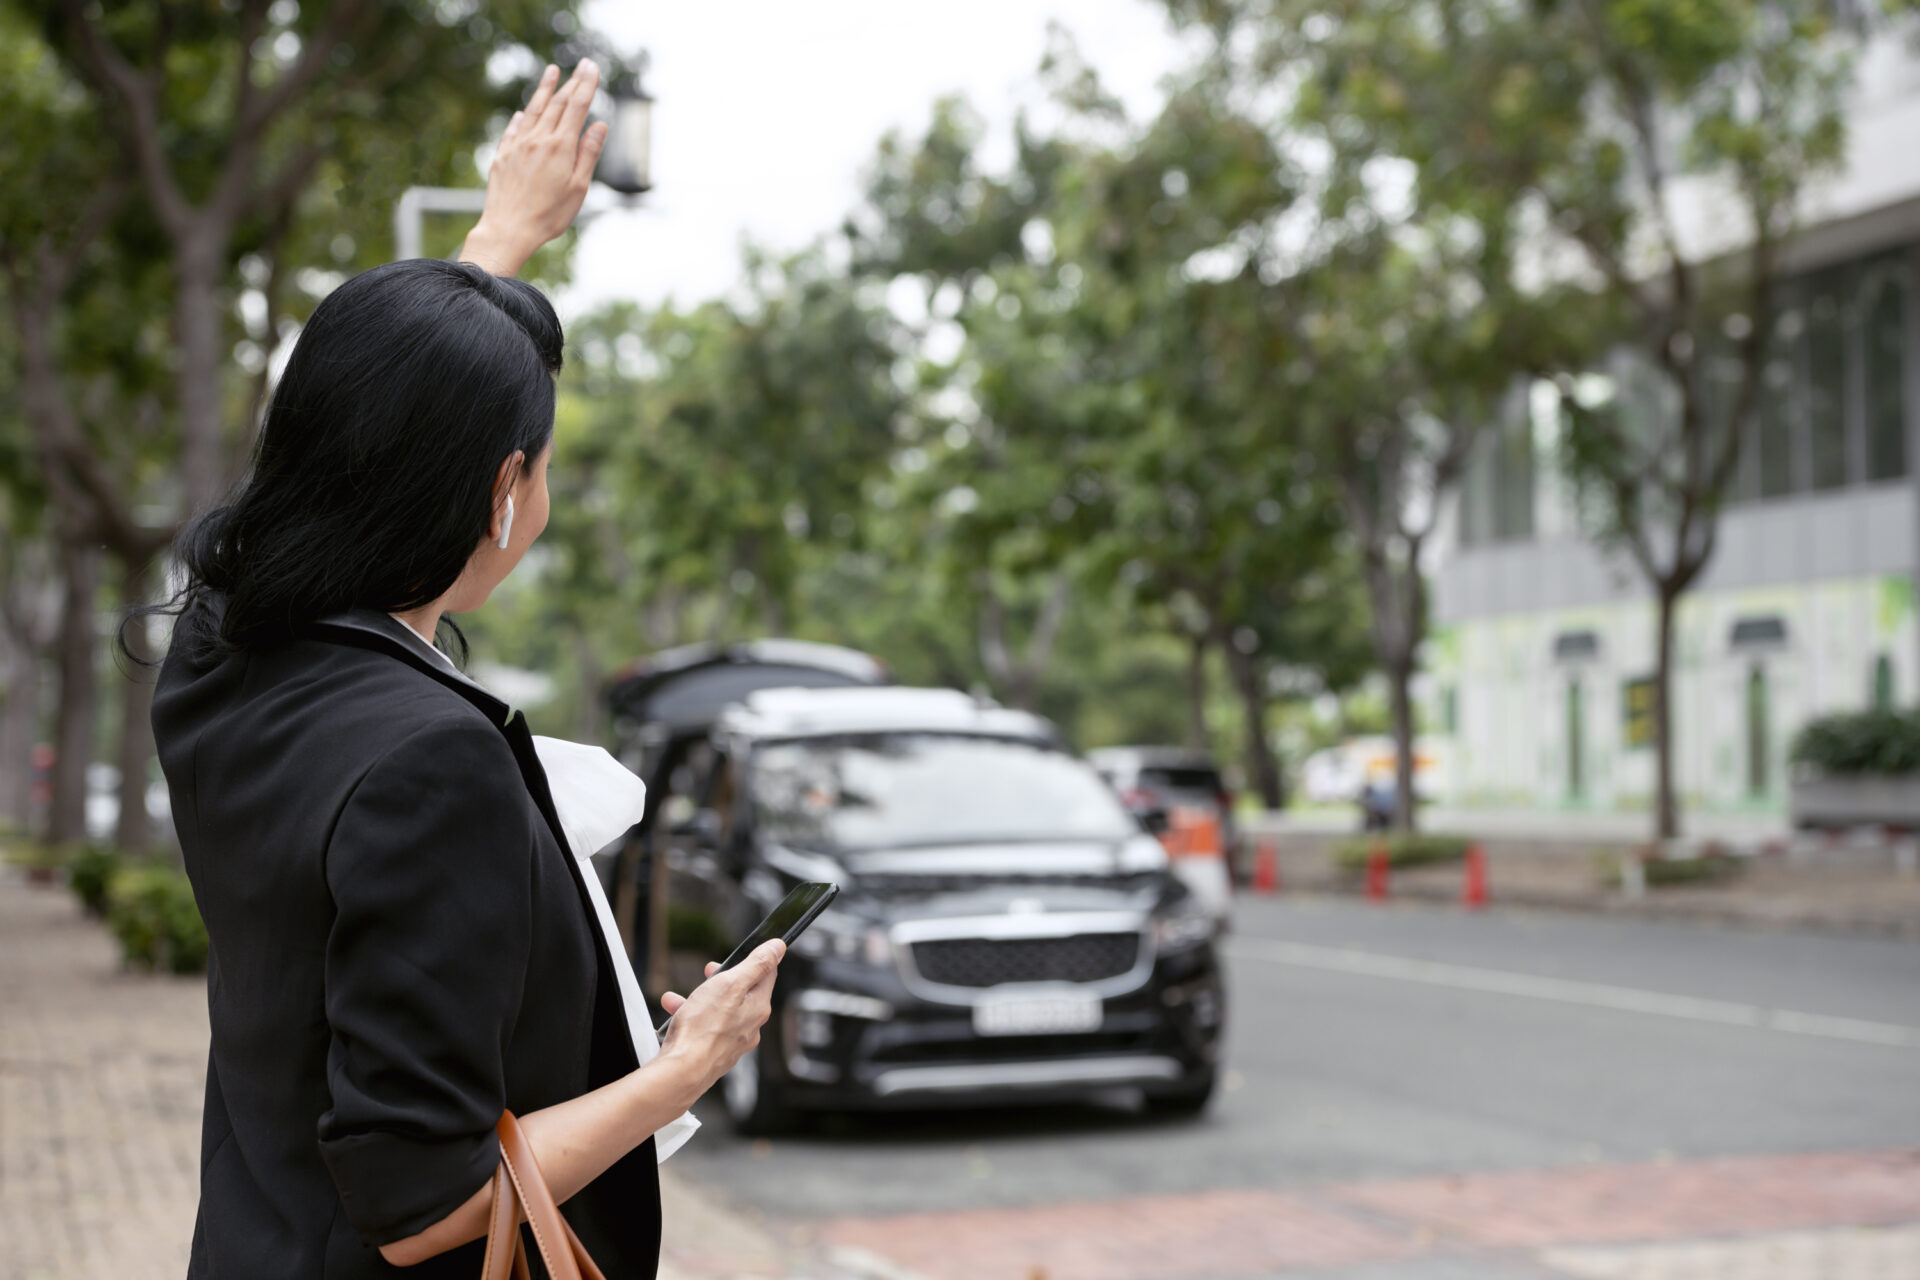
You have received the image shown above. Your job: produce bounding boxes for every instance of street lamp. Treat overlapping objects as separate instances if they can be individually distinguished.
[594,58,653,198]
[392,49,654,260]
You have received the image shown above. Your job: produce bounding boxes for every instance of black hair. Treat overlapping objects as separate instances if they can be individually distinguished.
[133,258,563,662]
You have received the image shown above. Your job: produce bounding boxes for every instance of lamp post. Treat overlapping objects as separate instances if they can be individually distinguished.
[392,52,654,260]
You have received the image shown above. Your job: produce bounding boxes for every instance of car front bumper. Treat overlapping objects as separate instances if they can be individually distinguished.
[764,945,1224,1111]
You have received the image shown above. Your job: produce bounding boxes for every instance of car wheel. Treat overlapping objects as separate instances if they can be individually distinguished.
[1147,1068,1216,1118]
[722,1042,794,1136]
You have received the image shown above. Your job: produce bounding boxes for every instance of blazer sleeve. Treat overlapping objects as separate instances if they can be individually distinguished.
[315,714,538,1247]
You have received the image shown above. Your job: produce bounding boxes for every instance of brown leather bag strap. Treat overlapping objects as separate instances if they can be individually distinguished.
[479,1111,608,1280]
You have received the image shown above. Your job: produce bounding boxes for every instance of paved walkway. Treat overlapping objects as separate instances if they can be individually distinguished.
[6,868,1918,1280]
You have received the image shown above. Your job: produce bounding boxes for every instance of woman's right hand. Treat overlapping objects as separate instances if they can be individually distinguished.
[654,940,785,1095]
[459,59,608,277]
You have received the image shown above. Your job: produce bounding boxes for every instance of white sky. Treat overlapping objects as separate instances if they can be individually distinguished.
[555,0,1191,318]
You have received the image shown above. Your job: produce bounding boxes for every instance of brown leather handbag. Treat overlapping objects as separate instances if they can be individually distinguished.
[481,1112,608,1280]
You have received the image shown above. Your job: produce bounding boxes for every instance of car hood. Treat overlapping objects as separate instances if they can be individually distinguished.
[762,836,1174,924]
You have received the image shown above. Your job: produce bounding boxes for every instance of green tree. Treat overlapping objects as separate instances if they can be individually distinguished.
[1172,0,1867,834]
[2,1,594,845]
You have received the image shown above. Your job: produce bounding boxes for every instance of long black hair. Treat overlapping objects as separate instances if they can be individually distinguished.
[141,258,564,661]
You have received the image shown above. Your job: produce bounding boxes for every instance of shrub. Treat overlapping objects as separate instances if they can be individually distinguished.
[105,866,209,974]
[1331,832,1471,871]
[1789,708,1920,776]
[67,843,126,917]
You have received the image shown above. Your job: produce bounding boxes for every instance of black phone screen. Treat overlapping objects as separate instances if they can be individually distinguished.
[654,882,838,1037]
[717,881,839,972]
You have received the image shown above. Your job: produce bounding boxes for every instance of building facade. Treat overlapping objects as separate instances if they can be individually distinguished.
[1427,36,1920,820]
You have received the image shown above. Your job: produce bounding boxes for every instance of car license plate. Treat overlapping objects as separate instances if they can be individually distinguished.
[972,989,1103,1037]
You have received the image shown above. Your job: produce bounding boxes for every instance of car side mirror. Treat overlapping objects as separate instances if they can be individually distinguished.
[1140,808,1170,836]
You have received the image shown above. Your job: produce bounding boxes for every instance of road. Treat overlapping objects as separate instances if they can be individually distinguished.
[668,896,1920,1277]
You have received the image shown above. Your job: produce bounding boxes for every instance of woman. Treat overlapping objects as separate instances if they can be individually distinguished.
[148,61,781,1278]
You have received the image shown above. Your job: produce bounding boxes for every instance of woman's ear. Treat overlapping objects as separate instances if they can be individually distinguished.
[489,450,526,542]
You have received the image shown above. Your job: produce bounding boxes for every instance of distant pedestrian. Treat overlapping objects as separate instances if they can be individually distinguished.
[1360,778,1395,831]
[138,60,779,1279]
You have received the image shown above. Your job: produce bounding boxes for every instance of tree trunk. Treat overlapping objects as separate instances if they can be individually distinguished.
[1387,659,1418,832]
[0,638,38,829]
[48,543,99,845]
[1224,641,1283,810]
[1186,634,1211,751]
[113,556,155,852]
[1652,586,1680,841]
[174,232,227,517]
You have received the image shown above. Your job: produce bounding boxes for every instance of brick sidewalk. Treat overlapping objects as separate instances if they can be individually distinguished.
[818,1150,1920,1279]
[0,870,205,1280]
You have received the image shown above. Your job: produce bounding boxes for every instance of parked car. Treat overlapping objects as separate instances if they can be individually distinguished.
[608,669,1225,1134]
[1088,745,1240,897]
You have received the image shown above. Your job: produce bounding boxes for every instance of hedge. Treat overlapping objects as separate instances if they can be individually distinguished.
[1789,708,1920,776]
[1592,848,1744,889]
[105,866,209,974]
[1331,832,1471,871]
[67,843,125,917]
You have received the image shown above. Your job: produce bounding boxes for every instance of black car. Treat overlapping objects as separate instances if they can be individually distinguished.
[605,660,1225,1133]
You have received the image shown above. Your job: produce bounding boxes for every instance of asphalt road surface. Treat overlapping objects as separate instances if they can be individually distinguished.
[671,896,1920,1221]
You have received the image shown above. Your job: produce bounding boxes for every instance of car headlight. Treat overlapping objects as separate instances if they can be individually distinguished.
[1152,900,1217,954]
[794,910,893,967]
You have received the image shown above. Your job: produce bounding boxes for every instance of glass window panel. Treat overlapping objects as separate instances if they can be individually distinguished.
[1498,408,1535,539]
[1805,283,1847,490]
[1757,314,1797,498]
[1459,435,1494,546]
[1704,337,1753,503]
[1866,275,1908,482]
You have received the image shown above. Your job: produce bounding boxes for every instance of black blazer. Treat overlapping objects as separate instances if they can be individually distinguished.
[153,603,660,1279]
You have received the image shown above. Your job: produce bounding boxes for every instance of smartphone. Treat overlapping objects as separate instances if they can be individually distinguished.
[653,881,839,1038]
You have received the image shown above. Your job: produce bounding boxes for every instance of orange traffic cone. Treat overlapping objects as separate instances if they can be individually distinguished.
[1364,844,1390,901]
[1251,839,1280,894]
[1462,843,1488,909]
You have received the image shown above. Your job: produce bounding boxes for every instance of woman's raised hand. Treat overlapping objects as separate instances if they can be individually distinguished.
[459,60,609,277]
[655,940,786,1095]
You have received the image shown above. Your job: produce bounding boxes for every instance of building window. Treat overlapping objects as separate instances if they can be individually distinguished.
[1756,312,1798,498]
[1729,615,1789,649]
[1805,278,1848,490]
[1865,272,1908,482]
[1552,630,1600,662]
[1497,396,1535,540]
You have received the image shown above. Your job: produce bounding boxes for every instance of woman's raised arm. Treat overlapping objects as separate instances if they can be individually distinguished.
[459,59,609,278]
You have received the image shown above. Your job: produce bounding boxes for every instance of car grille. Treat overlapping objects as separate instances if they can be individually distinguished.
[910,933,1140,988]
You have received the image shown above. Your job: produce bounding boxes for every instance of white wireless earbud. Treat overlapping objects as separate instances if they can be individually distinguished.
[498,495,514,550]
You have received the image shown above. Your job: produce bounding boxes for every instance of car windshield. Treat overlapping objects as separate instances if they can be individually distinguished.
[1140,765,1221,791]
[749,733,1138,851]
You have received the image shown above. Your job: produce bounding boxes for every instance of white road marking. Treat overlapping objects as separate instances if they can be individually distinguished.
[1223,936,1920,1049]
